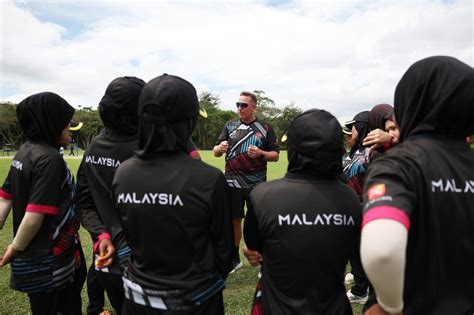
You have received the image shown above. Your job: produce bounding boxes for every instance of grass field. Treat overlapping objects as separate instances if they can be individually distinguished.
[0,151,363,314]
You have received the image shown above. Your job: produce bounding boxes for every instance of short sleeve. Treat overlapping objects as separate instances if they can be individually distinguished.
[363,156,417,230]
[215,125,229,146]
[0,171,12,200]
[264,124,280,153]
[27,157,64,215]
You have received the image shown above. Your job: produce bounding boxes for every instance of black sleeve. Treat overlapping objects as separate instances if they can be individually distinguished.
[264,124,280,153]
[76,159,107,240]
[363,155,417,227]
[27,156,64,214]
[215,124,229,146]
[244,190,263,252]
[210,173,234,279]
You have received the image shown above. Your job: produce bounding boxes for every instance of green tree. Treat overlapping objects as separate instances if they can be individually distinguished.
[193,91,236,149]
[0,102,23,148]
[253,90,281,121]
[272,102,303,148]
[73,107,103,149]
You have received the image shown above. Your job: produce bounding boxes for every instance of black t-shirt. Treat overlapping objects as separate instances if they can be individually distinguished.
[216,119,280,189]
[1,142,76,257]
[1,142,79,293]
[77,130,138,249]
[363,137,474,314]
[112,152,234,291]
[245,173,361,315]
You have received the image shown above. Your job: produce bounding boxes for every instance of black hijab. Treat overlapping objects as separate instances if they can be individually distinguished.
[99,76,145,136]
[347,111,369,157]
[395,56,474,142]
[136,74,199,157]
[287,109,345,177]
[17,92,75,149]
[368,103,394,131]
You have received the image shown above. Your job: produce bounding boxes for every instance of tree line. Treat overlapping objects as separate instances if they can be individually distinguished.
[0,90,303,150]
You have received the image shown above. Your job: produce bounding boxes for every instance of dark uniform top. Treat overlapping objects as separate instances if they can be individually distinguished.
[246,174,360,315]
[76,76,145,274]
[1,143,79,294]
[112,152,234,309]
[0,92,79,294]
[244,109,360,315]
[362,56,474,314]
[76,130,138,272]
[343,147,381,201]
[216,119,279,189]
[363,138,474,314]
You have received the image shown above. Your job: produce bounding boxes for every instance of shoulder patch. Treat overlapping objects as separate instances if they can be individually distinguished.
[367,183,386,201]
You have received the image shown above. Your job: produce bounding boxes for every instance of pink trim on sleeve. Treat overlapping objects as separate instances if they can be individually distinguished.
[93,232,112,254]
[0,188,12,200]
[26,204,59,215]
[188,150,201,160]
[362,206,410,230]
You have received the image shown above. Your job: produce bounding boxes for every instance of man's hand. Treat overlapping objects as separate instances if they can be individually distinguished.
[363,129,392,150]
[248,145,264,159]
[365,304,402,315]
[96,238,116,268]
[243,245,262,266]
[218,141,229,154]
[0,244,20,267]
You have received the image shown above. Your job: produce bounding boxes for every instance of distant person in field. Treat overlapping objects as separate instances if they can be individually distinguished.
[243,109,361,315]
[361,56,474,315]
[213,91,280,274]
[0,92,85,314]
[69,140,76,156]
[112,74,234,314]
[76,76,146,314]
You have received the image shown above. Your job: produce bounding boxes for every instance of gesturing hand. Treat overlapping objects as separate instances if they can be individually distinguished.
[248,145,264,159]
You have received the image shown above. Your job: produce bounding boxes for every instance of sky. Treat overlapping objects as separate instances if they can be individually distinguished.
[0,0,472,123]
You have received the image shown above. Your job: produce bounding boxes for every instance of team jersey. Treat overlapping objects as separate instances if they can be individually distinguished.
[245,173,361,315]
[76,130,138,274]
[216,119,279,189]
[363,137,474,314]
[112,152,233,310]
[0,142,79,293]
[343,147,381,201]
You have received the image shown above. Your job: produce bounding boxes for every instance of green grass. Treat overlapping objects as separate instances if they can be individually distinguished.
[0,152,362,314]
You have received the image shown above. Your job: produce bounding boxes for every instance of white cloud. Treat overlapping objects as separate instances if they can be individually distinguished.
[0,0,472,123]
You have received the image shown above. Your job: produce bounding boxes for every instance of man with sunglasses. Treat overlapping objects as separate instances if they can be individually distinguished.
[214,91,280,274]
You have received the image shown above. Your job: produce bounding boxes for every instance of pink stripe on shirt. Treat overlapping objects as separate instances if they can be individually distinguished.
[26,204,59,215]
[362,206,410,230]
[0,188,12,200]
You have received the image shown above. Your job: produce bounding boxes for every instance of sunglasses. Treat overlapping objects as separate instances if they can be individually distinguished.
[236,102,249,109]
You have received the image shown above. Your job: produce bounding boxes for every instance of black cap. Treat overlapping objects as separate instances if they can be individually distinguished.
[344,111,369,129]
[138,74,199,125]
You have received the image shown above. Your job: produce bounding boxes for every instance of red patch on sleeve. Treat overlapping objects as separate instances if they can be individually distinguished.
[367,183,386,201]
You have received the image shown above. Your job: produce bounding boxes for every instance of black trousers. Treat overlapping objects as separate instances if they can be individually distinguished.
[86,262,125,314]
[96,272,125,314]
[86,263,105,315]
[122,291,224,315]
[29,285,75,315]
[28,248,86,315]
